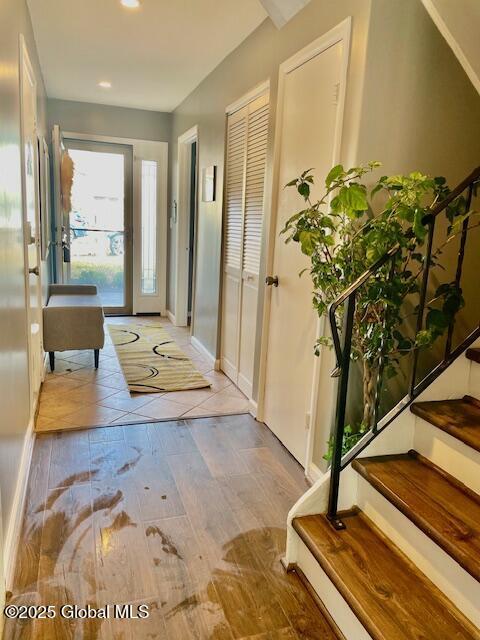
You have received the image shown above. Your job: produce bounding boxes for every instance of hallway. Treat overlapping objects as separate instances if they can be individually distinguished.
[5,414,338,639]
[36,316,250,433]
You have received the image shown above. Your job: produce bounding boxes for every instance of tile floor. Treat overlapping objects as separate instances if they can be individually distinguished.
[36,316,249,433]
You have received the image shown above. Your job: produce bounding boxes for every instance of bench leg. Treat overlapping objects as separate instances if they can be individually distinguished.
[94,349,99,369]
[49,352,55,372]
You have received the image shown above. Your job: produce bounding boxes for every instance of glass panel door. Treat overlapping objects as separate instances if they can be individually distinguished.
[65,139,133,314]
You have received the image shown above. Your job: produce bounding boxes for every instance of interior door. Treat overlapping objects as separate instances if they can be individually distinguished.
[221,93,269,399]
[20,37,43,415]
[64,139,133,314]
[262,40,344,464]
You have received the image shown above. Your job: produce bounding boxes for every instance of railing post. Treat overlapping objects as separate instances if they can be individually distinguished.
[327,293,356,530]
[410,218,435,397]
[445,184,474,358]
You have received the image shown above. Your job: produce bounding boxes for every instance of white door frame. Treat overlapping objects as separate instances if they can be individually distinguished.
[256,17,351,474]
[62,131,168,315]
[174,125,199,327]
[19,34,43,414]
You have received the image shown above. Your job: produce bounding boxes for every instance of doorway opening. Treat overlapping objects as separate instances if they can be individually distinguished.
[174,126,198,328]
[64,139,133,315]
[187,141,197,326]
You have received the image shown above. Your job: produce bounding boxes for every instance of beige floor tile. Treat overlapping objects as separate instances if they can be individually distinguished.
[203,370,232,392]
[97,390,156,412]
[38,316,245,433]
[41,375,89,396]
[63,404,128,427]
[48,359,85,375]
[67,383,119,403]
[195,387,249,414]
[96,359,123,373]
[38,397,87,420]
[134,397,191,420]
[35,416,82,433]
[66,367,113,383]
[162,388,216,407]
[93,372,130,391]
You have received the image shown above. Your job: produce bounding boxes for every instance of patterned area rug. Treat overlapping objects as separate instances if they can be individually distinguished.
[108,323,211,393]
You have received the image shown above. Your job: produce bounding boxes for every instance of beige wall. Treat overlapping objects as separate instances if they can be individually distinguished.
[0,0,47,573]
[422,0,480,95]
[311,0,480,468]
[169,0,373,356]
[47,98,172,143]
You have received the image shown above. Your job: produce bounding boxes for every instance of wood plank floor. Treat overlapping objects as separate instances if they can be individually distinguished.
[5,414,339,640]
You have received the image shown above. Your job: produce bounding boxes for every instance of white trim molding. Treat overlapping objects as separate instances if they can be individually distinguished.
[174,125,199,327]
[3,417,36,591]
[191,335,216,370]
[225,79,270,115]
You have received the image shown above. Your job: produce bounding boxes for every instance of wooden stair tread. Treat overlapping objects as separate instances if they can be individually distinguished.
[411,396,480,452]
[293,511,478,640]
[352,451,480,581]
[466,348,480,364]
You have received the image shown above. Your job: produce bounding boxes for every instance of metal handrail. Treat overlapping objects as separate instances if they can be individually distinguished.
[326,166,480,530]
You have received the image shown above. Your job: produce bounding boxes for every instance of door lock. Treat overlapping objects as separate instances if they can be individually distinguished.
[265,275,279,287]
[29,266,40,276]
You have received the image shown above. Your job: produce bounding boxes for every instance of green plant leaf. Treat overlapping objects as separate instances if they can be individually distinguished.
[325,164,344,187]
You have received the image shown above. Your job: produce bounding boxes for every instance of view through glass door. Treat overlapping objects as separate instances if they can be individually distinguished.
[65,139,133,313]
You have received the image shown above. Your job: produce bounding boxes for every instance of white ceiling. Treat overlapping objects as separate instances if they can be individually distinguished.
[27,0,268,112]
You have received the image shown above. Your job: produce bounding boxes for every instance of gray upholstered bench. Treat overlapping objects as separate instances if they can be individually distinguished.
[43,284,105,371]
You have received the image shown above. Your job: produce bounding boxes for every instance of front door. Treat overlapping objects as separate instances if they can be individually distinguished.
[64,140,133,314]
[262,37,345,464]
[20,37,43,417]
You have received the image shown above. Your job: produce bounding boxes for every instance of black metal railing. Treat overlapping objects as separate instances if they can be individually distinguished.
[326,166,480,530]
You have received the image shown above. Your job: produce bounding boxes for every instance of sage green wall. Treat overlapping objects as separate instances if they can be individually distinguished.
[169,0,373,357]
[47,98,172,143]
[0,0,47,569]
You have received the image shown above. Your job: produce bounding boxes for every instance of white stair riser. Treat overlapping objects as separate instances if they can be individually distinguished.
[296,535,372,640]
[357,475,480,627]
[469,359,480,397]
[413,416,480,493]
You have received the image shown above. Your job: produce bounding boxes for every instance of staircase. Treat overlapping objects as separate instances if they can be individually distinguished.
[284,170,480,638]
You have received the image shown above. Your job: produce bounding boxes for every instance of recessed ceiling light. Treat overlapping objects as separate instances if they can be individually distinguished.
[98,81,112,89]
[121,0,140,8]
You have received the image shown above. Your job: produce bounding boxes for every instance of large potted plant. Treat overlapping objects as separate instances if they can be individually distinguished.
[283,162,474,457]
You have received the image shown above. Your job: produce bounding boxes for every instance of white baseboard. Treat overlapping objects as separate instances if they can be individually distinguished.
[166,309,176,325]
[249,399,258,418]
[306,461,323,483]
[191,335,216,369]
[3,415,36,590]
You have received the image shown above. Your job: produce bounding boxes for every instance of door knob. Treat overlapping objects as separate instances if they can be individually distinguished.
[29,266,40,276]
[265,275,279,287]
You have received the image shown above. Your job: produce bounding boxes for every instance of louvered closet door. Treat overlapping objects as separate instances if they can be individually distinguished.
[221,93,269,398]
[238,94,269,397]
[221,106,247,382]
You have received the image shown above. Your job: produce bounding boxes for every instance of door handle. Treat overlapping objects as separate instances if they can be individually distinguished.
[29,266,40,276]
[265,275,279,287]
